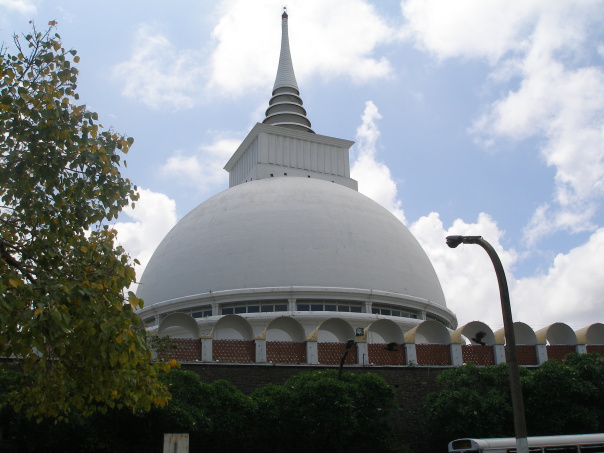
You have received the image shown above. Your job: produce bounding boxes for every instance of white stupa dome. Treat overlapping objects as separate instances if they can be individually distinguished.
[138,177,447,313]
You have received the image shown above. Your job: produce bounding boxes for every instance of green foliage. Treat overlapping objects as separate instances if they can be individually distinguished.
[152,370,211,437]
[153,370,396,453]
[563,352,604,430]
[253,369,397,453]
[422,364,516,446]
[147,335,178,357]
[0,368,399,453]
[154,371,255,450]
[523,353,604,435]
[0,23,171,420]
[423,355,604,450]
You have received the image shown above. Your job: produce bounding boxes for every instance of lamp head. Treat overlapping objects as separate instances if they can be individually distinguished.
[446,235,465,248]
[446,235,483,248]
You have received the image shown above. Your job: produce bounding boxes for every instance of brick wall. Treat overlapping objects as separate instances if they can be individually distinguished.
[368,343,406,365]
[462,344,495,365]
[514,345,538,365]
[266,341,306,364]
[213,339,255,363]
[157,341,603,366]
[158,338,201,362]
[318,342,357,365]
[546,345,576,361]
[415,344,451,365]
[587,345,604,355]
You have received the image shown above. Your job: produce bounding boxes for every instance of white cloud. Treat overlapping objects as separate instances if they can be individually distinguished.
[160,136,239,196]
[403,1,597,63]
[207,0,397,96]
[523,202,597,247]
[401,0,539,62]
[351,101,406,223]
[402,0,604,244]
[474,57,604,207]
[112,1,397,106]
[476,36,604,243]
[113,24,205,110]
[513,228,604,329]
[207,1,279,97]
[0,0,36,15]
[411,212,518,328]
[347,100,600,331]
[113,188,177,280]
[412,212,604,330]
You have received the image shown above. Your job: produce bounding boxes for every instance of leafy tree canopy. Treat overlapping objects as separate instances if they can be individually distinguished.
[523,353,604,435]
[0,22,172,421]
[0,369,400,453]
[252,369,397,452]
[422,363,517,444]
[422,353,604,449]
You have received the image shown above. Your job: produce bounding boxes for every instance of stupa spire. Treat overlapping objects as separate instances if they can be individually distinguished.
[262,8,314,133]
[273,7,298,92]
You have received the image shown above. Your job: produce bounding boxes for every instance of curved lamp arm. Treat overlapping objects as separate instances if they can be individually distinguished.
[446,235,528,453]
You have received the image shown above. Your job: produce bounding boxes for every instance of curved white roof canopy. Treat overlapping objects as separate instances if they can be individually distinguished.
[137,178,448,315]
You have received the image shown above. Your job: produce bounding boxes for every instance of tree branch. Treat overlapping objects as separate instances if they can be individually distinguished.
[0,237,36,284]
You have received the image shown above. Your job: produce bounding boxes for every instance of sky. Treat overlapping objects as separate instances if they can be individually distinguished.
[2,0,603,331]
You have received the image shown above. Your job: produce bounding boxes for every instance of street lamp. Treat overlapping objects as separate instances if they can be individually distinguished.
[446,235,528,453]
[338,339,355,380]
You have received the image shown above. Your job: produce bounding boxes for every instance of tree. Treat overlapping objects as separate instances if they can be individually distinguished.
[563,353,604,431]
[422,364,516,448]
[0,22,171,421]
[523,353,604,435]
[252,370,397,453]
[422,356,604,451]
[0,369,400,453]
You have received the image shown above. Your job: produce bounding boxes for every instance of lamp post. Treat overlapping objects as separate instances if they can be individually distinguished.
[338,339,355,380]
[446,235,528,453]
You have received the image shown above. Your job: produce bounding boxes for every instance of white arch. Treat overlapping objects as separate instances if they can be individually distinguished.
[404,320,451,344]
[494,322,537,345]
[453,321,495,345]
[265,316,305,342]
[158,312,199,339]
[366,319,404,344]
[317,318,355,343]
[536,322,577,345]
[211,314,253,340]
[576,323,604,345]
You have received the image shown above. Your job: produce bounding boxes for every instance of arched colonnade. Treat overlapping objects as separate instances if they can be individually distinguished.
[154,313,604,366]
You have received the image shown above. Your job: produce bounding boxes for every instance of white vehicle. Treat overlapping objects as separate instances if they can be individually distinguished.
[448,433,604,452]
